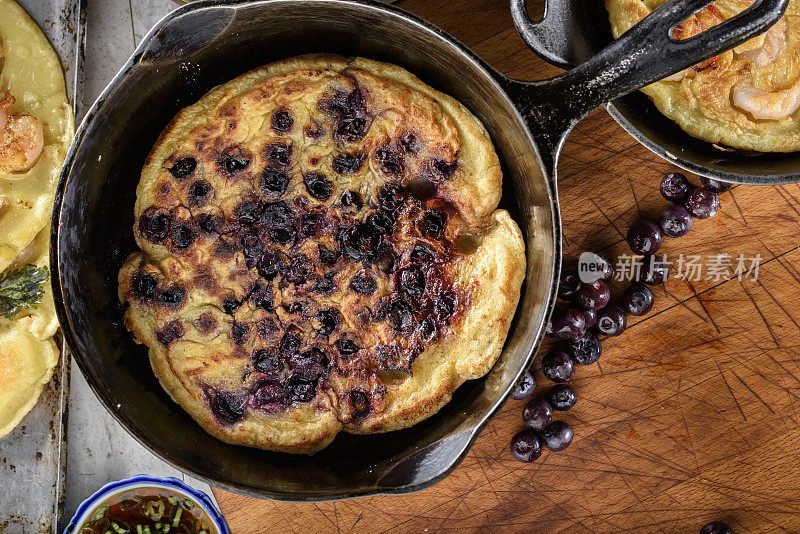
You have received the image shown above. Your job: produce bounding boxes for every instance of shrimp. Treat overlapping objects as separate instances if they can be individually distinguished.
[738,18,787,66]
[732,79,800,120]
[0,91,44,173]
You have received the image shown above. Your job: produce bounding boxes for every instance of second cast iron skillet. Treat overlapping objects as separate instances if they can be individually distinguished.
[513,0,800,185]
[52,0,788,500]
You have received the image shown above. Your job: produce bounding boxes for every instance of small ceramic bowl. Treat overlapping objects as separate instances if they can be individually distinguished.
[65,475,230,534]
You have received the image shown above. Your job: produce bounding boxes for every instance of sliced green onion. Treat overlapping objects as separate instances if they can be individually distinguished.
[92,506,109,521]
[172,508,183,527]
[180,499,195,511]
[144,527,151,534]
[167,496,177,505]
[136,525,144,534]
[195,521,210,534]
[111,522,130,534]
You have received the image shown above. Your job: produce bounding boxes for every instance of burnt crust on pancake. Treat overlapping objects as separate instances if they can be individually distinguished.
[118,55,525,454]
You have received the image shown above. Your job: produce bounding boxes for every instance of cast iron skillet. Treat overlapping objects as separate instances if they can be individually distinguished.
[512,0,800,185]
[51,0,788,500]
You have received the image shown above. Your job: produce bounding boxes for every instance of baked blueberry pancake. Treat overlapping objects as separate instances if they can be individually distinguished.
[606,0,800,152]
[118,55,525,454]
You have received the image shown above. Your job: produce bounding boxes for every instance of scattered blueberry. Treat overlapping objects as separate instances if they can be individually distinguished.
[511,370,537,400]
[596,304,627,336]
[700,177,733,193]
[660,205,693,237]
[639,254,669,285]
[541,350,575,383]
[685,187,719,219]
[510,429,543,463]
[548,384,577,411]
[582,308,597,329]
[627,220,662,255]
[550,308,586,340]
[700,521,732,534]
[568,331,601,365]
[541,420,574,451]
[622,282,654,316]
[558,269,581,300]
[660,172,692,203]
[574,280,610,310]
[522,397,553,430]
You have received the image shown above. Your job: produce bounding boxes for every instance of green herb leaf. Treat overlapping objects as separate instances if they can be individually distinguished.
[0,264,48,319]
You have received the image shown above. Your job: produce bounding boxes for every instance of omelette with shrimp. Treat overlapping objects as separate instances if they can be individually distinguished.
[0,0,73,438]
[119,55,525,454]
[606,0,800,152]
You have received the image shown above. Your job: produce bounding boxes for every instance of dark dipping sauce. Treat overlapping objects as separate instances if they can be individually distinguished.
[77,487,217,534]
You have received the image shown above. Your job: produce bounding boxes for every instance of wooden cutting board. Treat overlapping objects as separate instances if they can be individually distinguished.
[214,0,800,531]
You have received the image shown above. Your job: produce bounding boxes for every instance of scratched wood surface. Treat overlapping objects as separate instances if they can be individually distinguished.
[213,0,800,532]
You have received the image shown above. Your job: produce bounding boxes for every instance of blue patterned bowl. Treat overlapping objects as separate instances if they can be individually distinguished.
[65,475,229,534]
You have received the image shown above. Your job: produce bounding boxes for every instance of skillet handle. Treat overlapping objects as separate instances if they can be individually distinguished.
[510,0,591,69]
[505,0,790,179]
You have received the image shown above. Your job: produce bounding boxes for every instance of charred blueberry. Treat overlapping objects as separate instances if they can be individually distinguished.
[366,212,394,236]
[420,316,437,341]
[252,384,284,407]
[156,286,185,308]
[312,276,336,295]
[332,153,365,174]
[280,330,302,355]
[410,244,437,266]
[257,251,285,280]
[375,145,403,175]
[239,232,263,261]
[219,149,251,175]
[252,348,283,379]
[429,158,458,182]
[315,308,340,337]
[265,142,292,168]
[211,390,245,423]
[236,200,262,226]
[284,254,312,286]
[131,274,158,300]
[261,201,295,244]
[188,180,212,207]
[155,320,184,345]
[260,168,290,197]
[398,266,426,298]
[303,172,333,200]
[436,291,457,320]
[336,338,359,356]
[231,322,249,345]
[398,131,417,153]
[286,373,318,403]
[304,121,324,139]
[349,273,377,295]
[350,389,371,419]
[139,208,172,242]
[299,212,325,239]
[318,245,340,266]
[337,116,368,142]
[168,156,197,179]
[170,222,197,250]
[340,190,363,212]
[249,283,274,311]
[421,210,447,237]
[388,299,414,332]
[289,348,328,374]
[378,184,406,212]
[373,245,397,274]
[338,224,382,263]
[196,213,219,234]
[222,297,241,315]
[271,109,293,134]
